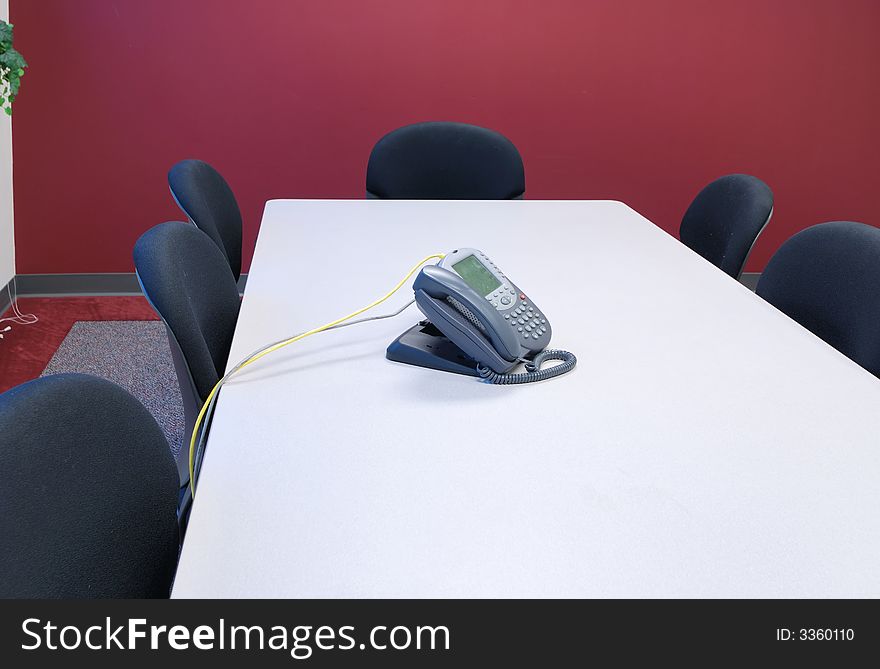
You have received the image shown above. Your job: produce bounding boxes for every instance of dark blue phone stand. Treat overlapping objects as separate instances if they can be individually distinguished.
[386,320,481,377]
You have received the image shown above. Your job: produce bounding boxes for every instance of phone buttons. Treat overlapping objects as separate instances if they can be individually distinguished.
[500,296,511,305]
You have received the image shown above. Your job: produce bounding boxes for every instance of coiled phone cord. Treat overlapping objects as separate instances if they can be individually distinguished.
[476,349,577,384]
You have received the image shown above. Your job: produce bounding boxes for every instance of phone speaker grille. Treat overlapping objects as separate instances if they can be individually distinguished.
[446,296,487,333]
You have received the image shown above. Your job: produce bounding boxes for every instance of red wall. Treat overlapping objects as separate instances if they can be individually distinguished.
[10,0,880,274]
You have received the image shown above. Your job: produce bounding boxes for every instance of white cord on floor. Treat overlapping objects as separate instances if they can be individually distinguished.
[0,277,39,329]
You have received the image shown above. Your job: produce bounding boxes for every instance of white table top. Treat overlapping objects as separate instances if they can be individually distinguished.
[173,199,880,598]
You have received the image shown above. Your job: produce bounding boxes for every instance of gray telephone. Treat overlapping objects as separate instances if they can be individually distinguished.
[387,248,576,383]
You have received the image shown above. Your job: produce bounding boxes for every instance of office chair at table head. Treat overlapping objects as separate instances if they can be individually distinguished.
[0,374,180,598]
[680,174,774,279]
[756,221,880,377]
[134,221,241,489]
[366,121,525,199]
[168,159,244,282]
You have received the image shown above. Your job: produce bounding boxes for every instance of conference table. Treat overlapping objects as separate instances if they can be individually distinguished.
[172,199,880,598]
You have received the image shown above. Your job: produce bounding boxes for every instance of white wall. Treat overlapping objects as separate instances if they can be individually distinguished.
[0,0,14,289]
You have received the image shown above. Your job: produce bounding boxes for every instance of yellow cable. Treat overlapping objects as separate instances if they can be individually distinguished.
[188,253,446,495]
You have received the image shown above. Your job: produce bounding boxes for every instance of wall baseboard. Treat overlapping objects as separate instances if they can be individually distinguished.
[16,273,142,296]
[13,272,248,297]
[8,270,750,301]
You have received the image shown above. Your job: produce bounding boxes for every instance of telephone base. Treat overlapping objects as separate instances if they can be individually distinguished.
[386,320,481,377]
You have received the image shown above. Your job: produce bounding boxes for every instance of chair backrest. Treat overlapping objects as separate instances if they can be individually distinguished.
[756,221,880,376]
[680,174,774,279]
[0,374,179,598]
[134,222,241,402]
[366,121,525,199]
[168,159,244,281]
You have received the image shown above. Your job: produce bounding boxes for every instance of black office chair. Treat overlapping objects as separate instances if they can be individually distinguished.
[0,374,179,598]
[679,174,774,279]
[134,221,241,490]
[168,159,244,282]
[366,121,525,199]
[756,221,880,377]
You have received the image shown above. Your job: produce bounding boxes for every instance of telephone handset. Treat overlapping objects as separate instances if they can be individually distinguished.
[409,248,576,383]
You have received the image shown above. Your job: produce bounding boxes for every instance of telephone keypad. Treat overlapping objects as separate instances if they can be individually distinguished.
[500,293,549,346]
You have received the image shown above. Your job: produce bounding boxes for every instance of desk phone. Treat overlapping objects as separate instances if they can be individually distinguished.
[389,248,576,383]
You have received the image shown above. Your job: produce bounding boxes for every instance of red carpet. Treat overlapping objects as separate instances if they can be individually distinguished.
[0,296,159,394]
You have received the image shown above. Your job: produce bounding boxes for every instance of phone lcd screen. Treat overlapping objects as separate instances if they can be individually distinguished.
[452,255,501,296]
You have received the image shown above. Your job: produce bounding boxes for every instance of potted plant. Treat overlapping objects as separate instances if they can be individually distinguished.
[0,19,26,115]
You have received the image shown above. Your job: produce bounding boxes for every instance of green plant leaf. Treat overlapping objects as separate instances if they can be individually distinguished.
[0,49,25,69]
[0,22,12,48]
[0,20,24,114]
